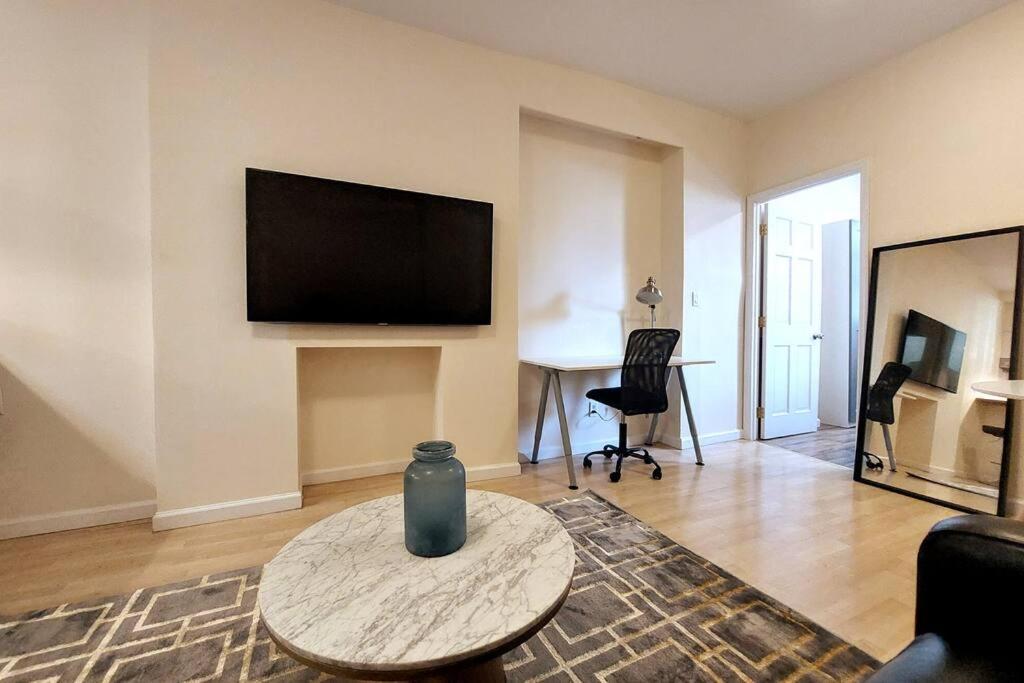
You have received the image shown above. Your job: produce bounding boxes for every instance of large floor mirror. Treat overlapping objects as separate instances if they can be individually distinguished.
[855,227,1024,514]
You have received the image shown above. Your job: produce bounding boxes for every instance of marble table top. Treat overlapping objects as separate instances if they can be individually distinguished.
[258,490,575,677]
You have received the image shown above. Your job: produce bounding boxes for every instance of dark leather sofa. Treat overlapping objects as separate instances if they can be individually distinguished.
[870,514,1023,682]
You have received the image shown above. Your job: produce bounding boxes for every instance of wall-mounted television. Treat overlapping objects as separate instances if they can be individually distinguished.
[898,309,967,393]
[245,168,493,325]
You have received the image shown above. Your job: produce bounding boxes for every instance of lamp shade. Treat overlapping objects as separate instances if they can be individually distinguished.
[635,276,663,306]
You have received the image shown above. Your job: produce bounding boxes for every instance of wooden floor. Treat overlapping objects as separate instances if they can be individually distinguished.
[0,440,954,663]
[764,424,857,468]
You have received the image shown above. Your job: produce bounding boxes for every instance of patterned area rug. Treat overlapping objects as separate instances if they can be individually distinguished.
[0,492,878,682]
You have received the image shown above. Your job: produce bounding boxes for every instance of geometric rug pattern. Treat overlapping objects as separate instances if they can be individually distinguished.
[0,491,878,682]
[505,492,879,681]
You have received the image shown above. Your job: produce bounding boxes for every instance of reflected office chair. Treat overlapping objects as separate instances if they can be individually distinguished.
[863,362,913,472]
[583,328,680,483]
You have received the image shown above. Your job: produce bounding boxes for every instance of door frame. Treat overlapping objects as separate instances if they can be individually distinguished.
[742,161,870,440]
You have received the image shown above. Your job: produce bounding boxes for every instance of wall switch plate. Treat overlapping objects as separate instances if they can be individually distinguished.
[691,290,700,307]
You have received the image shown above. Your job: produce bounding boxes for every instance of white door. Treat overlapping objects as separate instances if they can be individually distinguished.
[761,203,823,438]
[818,220,854,427]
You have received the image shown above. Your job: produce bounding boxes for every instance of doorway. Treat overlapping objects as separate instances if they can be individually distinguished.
[745,168,865,467]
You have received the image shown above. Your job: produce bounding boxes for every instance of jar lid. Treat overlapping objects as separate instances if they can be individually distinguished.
[412,440,456,462]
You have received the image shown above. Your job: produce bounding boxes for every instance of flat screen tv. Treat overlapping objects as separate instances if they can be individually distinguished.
[898,309,967,393]
[246,168,493,325]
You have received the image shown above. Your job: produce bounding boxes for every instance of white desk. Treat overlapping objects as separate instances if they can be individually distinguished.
[972,380,1024,401]
[520,356,715,489]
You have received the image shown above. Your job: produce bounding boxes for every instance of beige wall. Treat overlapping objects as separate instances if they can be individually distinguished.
[0,1,156,533]
[517,115,674,456]
[298,347,439,481]
[149,0,747,515]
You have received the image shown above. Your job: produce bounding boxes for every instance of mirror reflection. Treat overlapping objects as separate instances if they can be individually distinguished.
[858,231,1021,513]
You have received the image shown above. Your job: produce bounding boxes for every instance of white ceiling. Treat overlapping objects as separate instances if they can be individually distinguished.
[334,0,1011,119]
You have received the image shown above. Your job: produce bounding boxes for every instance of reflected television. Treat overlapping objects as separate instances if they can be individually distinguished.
[898,309,966,393]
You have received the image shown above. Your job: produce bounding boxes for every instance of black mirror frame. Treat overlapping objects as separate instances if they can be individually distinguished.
[854,225,1024,515]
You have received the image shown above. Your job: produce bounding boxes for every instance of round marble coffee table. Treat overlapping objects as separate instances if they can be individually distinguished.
[258,490,575,681]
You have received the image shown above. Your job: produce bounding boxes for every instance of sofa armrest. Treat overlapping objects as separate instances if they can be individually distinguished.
[916,514,1024,650]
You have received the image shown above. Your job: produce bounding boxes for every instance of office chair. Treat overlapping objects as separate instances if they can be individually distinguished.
[583,328,681,482]
[863,362,913,472]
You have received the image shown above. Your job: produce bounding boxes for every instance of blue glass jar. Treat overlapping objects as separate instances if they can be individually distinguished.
[403,440,467,557]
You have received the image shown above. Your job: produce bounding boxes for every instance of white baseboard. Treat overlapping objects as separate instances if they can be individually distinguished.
[660,429,742,451]
[466,462,522,482]
[0,499,156,540]
[1009,496,1024,515]
[524,429,741,460]
[303,459,523,486]
[523,435,650,462]
[152,491,302,532]
[302,459,408,485]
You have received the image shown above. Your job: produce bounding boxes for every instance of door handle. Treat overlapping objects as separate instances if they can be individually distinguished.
[812,333,824,340]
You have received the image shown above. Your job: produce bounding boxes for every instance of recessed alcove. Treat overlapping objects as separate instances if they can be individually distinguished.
[516,112,685,458]
[297,346,441,484]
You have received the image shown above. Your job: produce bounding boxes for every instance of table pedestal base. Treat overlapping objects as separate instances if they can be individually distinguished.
[341,655,506,682]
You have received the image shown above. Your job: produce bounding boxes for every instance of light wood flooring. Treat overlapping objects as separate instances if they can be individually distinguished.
[764,425,857,468]
[0,440,955,663]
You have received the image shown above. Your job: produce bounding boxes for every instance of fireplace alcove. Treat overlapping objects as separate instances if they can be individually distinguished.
[297,346,441,484]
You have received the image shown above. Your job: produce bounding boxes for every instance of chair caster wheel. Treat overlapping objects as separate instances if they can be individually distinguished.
[583,459,592,469]
[604,452,613,459]
[652,469,662,480]
[643,455,653,464]
[609,472,621,483]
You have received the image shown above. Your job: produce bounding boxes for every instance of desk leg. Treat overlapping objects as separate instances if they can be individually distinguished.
[530,370,552,464]
[676,365,704,466]
[550,370,578,490]
[644,414,659,446]
[644,369,673,446]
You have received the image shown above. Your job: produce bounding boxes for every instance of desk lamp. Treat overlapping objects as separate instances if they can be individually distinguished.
[636,276,663,328]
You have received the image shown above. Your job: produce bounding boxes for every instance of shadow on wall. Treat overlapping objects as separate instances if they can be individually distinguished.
[523,291,635,332]
[0,362,155,523]
[524,292,572,326]
[249,321,488,342]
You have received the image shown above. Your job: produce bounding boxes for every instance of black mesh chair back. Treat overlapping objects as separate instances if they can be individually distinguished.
[619,328,681,416]
[866,362,913,425]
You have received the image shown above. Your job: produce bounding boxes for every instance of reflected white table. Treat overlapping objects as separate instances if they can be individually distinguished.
[972,380,1024,400]
[520,356,715,489]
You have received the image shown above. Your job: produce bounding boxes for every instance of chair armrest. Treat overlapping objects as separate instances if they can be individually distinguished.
[916,514,1024,651]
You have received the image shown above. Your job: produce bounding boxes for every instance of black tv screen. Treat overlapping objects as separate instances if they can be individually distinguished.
[246,168,493,325]
[898,309,967,393]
